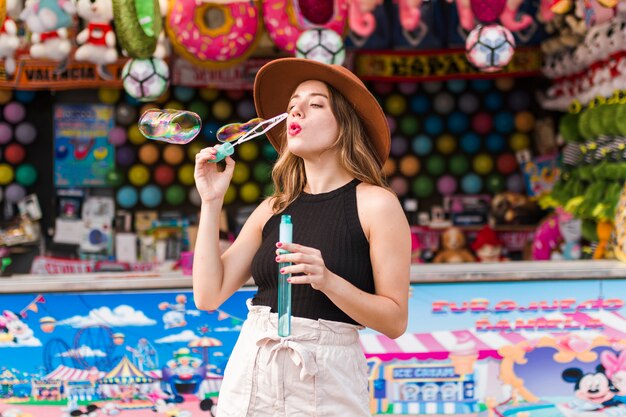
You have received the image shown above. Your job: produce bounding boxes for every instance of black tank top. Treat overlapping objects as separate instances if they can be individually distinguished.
[250,179,374,325]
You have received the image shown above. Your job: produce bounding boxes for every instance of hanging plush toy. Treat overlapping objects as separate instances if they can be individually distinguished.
[20,0,76,63]
[0,0,21,75]
[349,0,381,39]
[74,0,118,67]
[447,0,533,33]
[153,0,170,59]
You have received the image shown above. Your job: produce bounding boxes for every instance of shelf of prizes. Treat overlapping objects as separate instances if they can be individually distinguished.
[1,260,626,417]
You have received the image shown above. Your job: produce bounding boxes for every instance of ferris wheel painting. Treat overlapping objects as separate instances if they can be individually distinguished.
[0,288,254,379]
[42,325,122,373]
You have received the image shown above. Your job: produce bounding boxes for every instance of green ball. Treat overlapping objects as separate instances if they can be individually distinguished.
[15,164,38,186]
[253,162,272,182]
[188,100,210,120]
[559,113,581,143]
[399,116,419,136]
[165,185,186,205]
[106,168,124,187]
[449,154,470,176]
[486,173,505,193]
[426,155,446,176]
[412,175,434,198]
[262,142,278,161]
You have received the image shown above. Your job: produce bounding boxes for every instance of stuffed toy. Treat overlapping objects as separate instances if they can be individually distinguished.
[471,225,506,262]
[433,227,476,263]
[153,0,170,59]
[349,0,382,38]
[0,0,21,75]
[491,192,542,225]
[551,208,583,260]
[74,0,118,66]
[448,0,533,32]
[20,0,76,62]
[532,213,562,260]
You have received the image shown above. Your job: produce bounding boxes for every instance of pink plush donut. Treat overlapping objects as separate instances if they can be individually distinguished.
[263,0,348,53]
[166,1,261,69]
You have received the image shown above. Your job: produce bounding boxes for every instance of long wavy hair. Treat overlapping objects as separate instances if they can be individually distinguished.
[269,82,389,213]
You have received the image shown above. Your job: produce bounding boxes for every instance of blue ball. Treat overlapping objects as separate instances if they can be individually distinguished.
[117,186,138,208]
[484,92,503,111]
[447,112,469,134]
[424,115,444,136]
[446,79,466,94]
[461,173,483,194]
[124,93,142,106]
[486,133,505,153]
[412,134,433,156]
[202,121,220,141]
[494,112,514,134]
[14,90,36,104]
[140,185,163,208]
[471,79,492,92]
[460,132,481,154]
[410,95,430,114]
[173,86,196,102]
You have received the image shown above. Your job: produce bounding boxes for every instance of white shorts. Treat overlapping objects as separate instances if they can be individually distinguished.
[216,300,370,417]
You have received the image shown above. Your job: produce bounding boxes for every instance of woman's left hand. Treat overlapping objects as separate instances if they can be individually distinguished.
[275,242,334,291]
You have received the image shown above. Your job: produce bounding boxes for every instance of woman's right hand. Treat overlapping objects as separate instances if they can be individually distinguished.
[194,146,235,204]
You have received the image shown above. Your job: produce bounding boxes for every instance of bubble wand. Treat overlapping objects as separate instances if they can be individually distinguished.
[278,215,293,337]
[211,112,288,162]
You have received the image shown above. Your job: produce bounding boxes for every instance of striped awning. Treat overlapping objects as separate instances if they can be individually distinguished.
[44,365,105,381]
[100,356,153,384]
[359,310,626,362]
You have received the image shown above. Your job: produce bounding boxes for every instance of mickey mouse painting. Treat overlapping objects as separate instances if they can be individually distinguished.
[561,367,626,416]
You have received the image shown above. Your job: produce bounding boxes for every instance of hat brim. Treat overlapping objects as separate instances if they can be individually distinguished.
[253,58,390,165]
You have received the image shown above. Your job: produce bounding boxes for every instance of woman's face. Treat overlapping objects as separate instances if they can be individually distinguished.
[286,80,339,160]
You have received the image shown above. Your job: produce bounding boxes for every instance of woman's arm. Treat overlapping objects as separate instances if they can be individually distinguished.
[193,198,274,311]
[277,185,411,339]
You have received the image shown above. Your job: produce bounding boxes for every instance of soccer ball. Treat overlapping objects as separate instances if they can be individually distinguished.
[295,28,345,65]
[465,24,516,73]
[122,58,170,102]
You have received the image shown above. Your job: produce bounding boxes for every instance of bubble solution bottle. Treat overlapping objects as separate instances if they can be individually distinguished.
[278,215,293,337]
[138,109,202,144]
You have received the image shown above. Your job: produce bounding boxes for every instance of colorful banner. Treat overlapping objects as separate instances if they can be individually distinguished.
[0,57,125,90]
[354,48,542,81]
[172,57,272,89]
[2,279,626,416]
[53,104,114,187]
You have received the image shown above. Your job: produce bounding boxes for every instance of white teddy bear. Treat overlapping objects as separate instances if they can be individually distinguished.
[0,0,21,75]
[74,0,118,66]
[20,0,76,62]
[152,0,170,59]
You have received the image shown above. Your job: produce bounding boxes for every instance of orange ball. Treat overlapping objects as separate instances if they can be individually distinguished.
[163,145,185,165]
[138,143,160,165]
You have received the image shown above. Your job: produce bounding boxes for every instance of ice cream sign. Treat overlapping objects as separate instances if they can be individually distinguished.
[392,366,457,379]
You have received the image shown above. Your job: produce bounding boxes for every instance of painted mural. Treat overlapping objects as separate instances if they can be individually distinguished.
[2,280,626,416]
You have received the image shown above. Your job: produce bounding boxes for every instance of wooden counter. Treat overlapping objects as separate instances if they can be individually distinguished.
[2,260,626,293]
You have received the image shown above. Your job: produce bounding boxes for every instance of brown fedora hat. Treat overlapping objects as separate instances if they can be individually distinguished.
[253,58,390,165]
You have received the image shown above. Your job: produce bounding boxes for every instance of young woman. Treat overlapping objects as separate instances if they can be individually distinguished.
[193,58,411,416]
